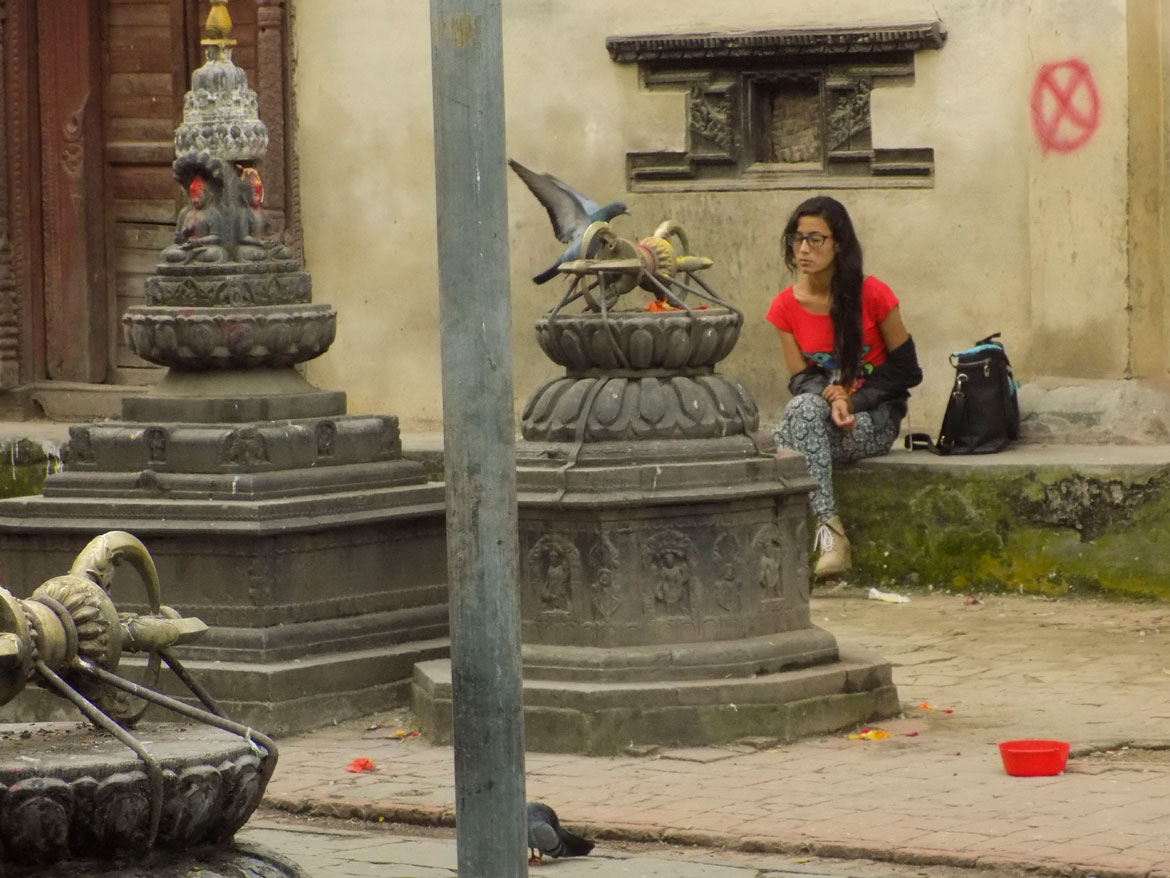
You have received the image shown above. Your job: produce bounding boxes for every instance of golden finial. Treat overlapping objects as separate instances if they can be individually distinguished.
[203,0,237,47]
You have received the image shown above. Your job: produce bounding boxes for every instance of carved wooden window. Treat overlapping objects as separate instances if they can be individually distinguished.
[607,23,946,192]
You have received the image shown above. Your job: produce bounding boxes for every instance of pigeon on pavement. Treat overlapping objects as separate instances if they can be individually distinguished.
[508,159,629,284]
[526,800,595,864]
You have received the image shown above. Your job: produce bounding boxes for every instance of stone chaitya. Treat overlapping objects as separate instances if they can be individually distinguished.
[0,0,447,734]
[414,218,899,753]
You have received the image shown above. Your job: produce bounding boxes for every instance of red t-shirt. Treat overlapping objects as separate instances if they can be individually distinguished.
[765,276,899,388]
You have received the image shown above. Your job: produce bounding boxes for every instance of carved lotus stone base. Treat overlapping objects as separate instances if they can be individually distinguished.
[0,722,273,867]
[524,309,754,442]
[123,303,336,370]
[522,372,758,442]
[535,309,741,371]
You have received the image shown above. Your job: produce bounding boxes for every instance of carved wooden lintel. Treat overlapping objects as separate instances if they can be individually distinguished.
[606,22,946,64]
[608,21,945,192]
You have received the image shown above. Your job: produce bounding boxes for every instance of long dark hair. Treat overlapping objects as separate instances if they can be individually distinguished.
[783,196,865,388]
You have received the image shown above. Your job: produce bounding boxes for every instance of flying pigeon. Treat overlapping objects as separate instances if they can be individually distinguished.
[526,801,595,865]
[508,159,629,284]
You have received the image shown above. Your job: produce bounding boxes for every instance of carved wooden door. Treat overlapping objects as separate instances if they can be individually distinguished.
[35,1,107,382]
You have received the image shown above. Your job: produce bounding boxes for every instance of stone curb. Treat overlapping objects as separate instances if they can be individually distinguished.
[261,793,1150,878]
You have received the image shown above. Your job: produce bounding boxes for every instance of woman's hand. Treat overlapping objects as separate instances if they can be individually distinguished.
[830,396,856,433]
[821,384,849,405]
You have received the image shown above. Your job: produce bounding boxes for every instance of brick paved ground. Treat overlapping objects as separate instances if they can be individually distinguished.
[262,591,1170,878]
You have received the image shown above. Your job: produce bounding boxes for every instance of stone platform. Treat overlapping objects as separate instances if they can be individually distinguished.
[415,435,900,753]
[0,485,448,734]
[834,442,1170,599]
[0,399,448,735]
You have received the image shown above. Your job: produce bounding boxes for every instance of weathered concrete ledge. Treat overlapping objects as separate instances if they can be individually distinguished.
[0,427,65,499]
[835,443,1170,600]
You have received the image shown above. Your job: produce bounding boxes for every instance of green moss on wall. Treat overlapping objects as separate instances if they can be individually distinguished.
[0,440,63,499]
[836,465,1170,601]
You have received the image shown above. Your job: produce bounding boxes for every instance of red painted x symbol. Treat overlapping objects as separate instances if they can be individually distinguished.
[1031,59,1100,154]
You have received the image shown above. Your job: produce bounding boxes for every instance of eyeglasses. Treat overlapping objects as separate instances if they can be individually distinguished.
[787,232,832,249]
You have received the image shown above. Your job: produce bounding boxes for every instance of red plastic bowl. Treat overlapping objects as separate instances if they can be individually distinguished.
[998,739,1070,776]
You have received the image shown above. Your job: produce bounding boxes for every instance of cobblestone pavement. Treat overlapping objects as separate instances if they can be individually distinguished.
[262,591,1170,878]
[238,814,1039,878]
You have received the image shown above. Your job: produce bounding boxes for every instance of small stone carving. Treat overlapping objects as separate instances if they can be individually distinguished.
[588,532,622,619]
[66,426,96,465]
[642,530,696,616]
[221,427,269,467]
[712,531,742,612]
[526,535,582,614]
[316,421,336,457]
[752,522,784,598]
[146,427,168,463]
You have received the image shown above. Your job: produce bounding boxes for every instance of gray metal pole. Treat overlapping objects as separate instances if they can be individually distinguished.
[429,2,527,877]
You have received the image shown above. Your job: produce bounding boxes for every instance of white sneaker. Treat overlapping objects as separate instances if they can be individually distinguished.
[814,515,852,579]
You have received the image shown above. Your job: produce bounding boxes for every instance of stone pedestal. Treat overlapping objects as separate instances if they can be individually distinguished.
[414,304,898,754]
[0,378,447,734]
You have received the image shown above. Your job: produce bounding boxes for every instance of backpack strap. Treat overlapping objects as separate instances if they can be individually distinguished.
[904,374,968,455]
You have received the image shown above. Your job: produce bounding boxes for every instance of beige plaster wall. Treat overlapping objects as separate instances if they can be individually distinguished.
[293,0,1143,435]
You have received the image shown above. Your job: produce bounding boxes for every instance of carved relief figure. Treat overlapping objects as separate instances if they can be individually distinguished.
[712,531,741,612]
[67,427,96,465]
[163,175,227,264]
[752,523,783,597]
[589,532,621,619]
[525,535,582,614]
[542,549,570,610]
[221,428,269,466]
[315,421,336,457]
[642,530,696,617]
[145,428,168,464]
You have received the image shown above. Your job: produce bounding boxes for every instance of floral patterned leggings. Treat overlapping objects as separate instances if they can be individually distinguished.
[771,393,899,524]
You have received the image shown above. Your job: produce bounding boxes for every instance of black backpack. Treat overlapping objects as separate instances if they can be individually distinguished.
[906,333,1019,455]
